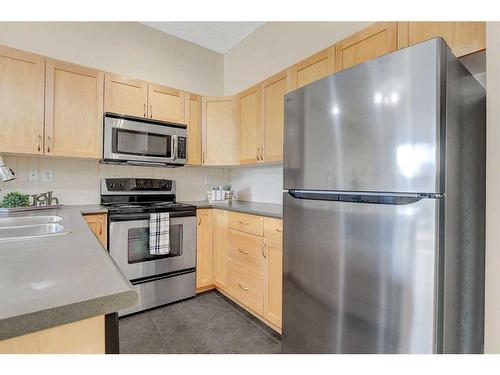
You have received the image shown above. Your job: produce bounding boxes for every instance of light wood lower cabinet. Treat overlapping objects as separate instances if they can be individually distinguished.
[264,237,283,328]
[196,209,282,331]
[196,209,214,289]
[45,60,104,159]
[0,45,45,155]
[213,209,228,289]
[83,213,107,248]
[0,315,105,354]
[227,261,264,314]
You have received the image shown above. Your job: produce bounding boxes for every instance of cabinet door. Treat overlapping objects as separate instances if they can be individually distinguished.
[0,45,45,155]
[213,209,228,290]
[398,22,485,57]
[290,47,334,89]
[104,74,147,117]
[264,238,282,329]
[334,22,397,72]
[262,70,291,162]
[196,209,214,289]
[238,85,261,164]
[185,93,202,165]
[83,213,107,248]
[45,60,104,158]
[148,84,185,123]
[202,96,237,165]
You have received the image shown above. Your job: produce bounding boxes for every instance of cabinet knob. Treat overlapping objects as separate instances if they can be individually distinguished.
[37,134,41,152]
[238,248,249,255]
[144,103,147,117]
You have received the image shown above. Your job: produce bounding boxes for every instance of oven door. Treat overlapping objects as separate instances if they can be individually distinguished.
[103,114,187,165]
[109,215,196,281]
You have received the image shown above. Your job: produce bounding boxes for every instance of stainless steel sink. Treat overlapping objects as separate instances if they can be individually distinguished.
[0,215,70,241]
[0,215,63,228]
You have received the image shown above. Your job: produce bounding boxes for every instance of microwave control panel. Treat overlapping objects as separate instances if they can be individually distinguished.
[177,137,187,160]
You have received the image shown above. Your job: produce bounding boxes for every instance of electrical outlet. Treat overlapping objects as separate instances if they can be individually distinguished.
[42,169,54,183]
[29,168,39,183]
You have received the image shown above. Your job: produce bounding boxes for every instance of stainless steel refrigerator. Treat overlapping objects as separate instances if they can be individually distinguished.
[282,38,485,354]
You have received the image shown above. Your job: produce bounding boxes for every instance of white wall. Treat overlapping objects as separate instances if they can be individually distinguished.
[0,22,224,95]
[230,165,283,204]
[0,156,228,204]
[223,21,371,94]
[485,21,499,354]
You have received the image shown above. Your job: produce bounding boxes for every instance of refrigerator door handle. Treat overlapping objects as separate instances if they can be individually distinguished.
[287,189,443,205]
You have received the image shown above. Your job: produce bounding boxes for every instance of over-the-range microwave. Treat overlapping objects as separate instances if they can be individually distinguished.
[102,113,187,167]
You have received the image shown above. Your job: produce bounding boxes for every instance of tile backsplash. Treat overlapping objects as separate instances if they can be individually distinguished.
[230,164,283,204]
[0,156,229,205]
[0,156,283,206]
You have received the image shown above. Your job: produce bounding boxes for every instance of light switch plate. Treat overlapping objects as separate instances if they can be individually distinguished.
[42,169,54,183]
[29,168,39,183]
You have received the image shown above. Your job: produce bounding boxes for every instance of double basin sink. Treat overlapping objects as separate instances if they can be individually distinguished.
[0,215,70,241]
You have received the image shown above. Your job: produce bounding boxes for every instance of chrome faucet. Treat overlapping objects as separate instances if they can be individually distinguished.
[0,155,15,183]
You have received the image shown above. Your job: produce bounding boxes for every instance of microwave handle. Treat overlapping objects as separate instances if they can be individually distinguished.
[172,135,178,161]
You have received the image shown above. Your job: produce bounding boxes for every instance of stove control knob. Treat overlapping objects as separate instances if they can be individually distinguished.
[108,182,115,190]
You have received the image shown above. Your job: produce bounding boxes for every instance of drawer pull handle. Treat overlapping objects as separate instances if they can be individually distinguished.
[238,221,249,225]
[262,242,267,259]
[238,248,249,255]
[238,283,249,291]
[275,228,282,233]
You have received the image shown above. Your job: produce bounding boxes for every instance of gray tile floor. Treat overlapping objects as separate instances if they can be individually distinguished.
[119,290,281,354]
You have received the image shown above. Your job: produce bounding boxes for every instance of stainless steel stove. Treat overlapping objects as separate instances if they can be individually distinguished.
[101,178,196,316]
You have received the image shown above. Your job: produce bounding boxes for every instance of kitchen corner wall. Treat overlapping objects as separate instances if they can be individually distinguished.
[229,164,283,204]
[0,156,229,204]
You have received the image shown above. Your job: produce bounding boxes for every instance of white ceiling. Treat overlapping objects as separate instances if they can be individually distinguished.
[142,22,265,54]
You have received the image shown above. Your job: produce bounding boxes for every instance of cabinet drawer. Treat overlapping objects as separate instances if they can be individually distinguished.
[228,229,265,276]
[264,217,283,241]
[227,261,264,314]
[228,211,263,236]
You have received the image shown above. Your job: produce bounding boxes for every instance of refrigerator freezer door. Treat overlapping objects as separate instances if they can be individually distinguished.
[284,38,445,194]
[282,193,441,353]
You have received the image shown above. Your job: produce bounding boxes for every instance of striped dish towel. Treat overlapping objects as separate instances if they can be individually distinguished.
[149,212,170,255]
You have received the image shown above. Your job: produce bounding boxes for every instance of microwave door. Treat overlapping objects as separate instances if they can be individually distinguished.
[103,113,187,165]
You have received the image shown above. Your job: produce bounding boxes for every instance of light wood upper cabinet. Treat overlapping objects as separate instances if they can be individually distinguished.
[264,238,282,328]
[262,70,291,163]
[291,47,334,89]
[201,96,237,166]
[0,45,45,155]
[238,85,261,164]
[45,60,104,159]
[213,209,228,291]
[83,213,107,248]
[196,209,214,289]
[398,22,485,57]
[104,74,147,118]
[334,22,397,72]
[185,93,202,165]
[148,84,185,123]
